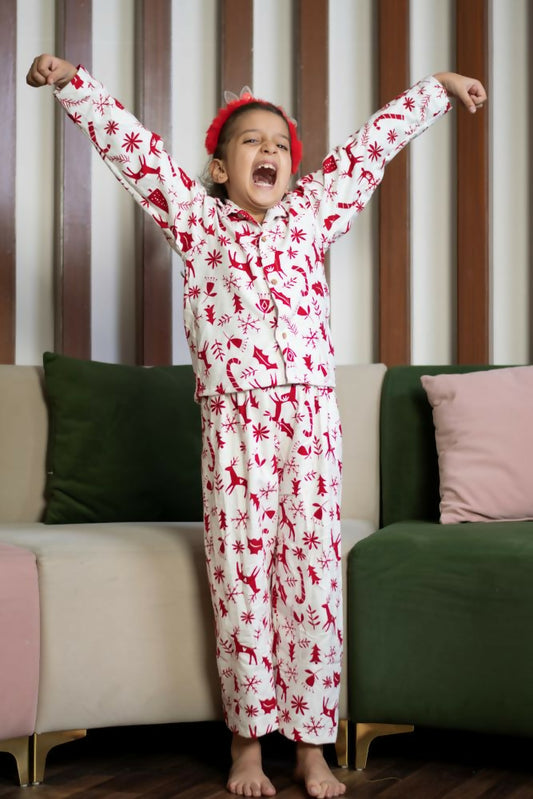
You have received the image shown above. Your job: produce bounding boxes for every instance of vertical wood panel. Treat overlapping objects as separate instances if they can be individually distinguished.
[219,0,253,95]
[377,0,410,366]
[0,0,16,364]
[135,0,172,365]
[294,0,329,176]
[55,0,92,359]
[456,0,489,363]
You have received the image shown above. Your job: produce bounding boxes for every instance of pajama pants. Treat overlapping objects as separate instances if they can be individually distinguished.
[200,384,343,744]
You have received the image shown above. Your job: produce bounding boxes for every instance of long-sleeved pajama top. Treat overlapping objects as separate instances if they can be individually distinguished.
[56,69,450,398]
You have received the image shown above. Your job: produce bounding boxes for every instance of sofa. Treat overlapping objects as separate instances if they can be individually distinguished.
[0,356,386,785]
[347,364,533,768]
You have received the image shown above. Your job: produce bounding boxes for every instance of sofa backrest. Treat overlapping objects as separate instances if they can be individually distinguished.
[0,366,48,523]
[336,363,386,528]
[380,364,500,527]
[0,362,386,527]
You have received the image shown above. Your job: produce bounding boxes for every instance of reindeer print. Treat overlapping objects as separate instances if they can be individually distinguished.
[201,384,343,743]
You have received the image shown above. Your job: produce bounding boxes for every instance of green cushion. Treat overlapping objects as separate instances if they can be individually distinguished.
[43,352,203,524]
[380,364,503,526]
[348,520,533,736]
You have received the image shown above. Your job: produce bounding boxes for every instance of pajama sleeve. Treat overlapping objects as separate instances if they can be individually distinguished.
[54,66,205,257]
[294,75,452,250]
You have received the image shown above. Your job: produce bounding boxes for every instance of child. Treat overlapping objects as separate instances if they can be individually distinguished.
[27,54,486,799]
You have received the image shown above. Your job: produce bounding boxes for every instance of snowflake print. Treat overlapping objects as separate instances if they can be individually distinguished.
[317,553,333,571]
[387,129,398,144]
[105,120,119,135]
[280,709,291,724]
[93,94,111,115]
[231,510,249,530]
[290,227,307,244]
[232,540,245,553]
[252,423,269,442]
[368,141,384,162]
[241,610,255,625]
[291,695,309,715]
[210,395,225,415]
[122,131,142,153]
[304,330,318,348]
[303,531,320,550]
[285,664,298,682]
[292,546,306,561]
[281,617,296,637]
[213,565,225,584]
[286,246,299,259]
[259,482,276,501]
[222,416,237,434]
[225,584,241,603]
[222,273,241,292]
[304,717,325,736]
[206,249,223,269]
[323,183,338,203]
[245,704,259,717]
[243,674,261,694]
[69,112,82,125]
[404,96,415,112]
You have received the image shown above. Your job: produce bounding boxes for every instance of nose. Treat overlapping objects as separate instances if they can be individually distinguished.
[261,139,277,154]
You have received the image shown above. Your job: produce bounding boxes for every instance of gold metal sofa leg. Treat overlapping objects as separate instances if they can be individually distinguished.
[335,718,349,768]
[32,729,87,784]
[355,722,414,770]
[0,736,31,786]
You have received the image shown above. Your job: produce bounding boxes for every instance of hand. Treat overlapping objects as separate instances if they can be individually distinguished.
[434,72,487,114]
[26,54,77,90]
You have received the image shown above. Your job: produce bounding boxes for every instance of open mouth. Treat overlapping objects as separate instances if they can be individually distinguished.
[252,163,277,187]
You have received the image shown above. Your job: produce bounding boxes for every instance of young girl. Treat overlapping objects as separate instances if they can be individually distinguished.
[27,54,486,799]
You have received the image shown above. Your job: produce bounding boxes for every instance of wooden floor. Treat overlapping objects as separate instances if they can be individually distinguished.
[1,722,533,798]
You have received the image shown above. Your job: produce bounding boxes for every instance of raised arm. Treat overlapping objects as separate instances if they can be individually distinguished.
[26,54,203,257]
[296,71,486,250]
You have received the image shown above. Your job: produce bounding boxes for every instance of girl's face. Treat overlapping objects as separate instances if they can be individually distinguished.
[210,108,292,224]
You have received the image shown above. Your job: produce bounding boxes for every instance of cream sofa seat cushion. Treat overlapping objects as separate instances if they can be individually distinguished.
[0,523,221,733]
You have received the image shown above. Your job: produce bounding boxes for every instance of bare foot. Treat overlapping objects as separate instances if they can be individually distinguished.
[227,734,277,797]
[294,743,346,798]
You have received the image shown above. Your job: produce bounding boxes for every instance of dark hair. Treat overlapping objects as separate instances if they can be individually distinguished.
[202,102,290,199]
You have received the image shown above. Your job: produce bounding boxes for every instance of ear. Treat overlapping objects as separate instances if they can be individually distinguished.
[209,159,228,185]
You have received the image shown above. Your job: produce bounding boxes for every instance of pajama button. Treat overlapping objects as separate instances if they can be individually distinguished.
[271,278,278,285]
[282,332,287,339]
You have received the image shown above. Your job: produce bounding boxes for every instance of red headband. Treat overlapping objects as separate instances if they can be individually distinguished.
[205,87,303,175]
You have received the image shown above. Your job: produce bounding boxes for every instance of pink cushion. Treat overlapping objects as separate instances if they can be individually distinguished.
[421,366,533,524]
[0,543,40,739]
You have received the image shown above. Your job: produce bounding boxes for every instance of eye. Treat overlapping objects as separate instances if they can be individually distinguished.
[243,137,258,144]
[277,143,289,151]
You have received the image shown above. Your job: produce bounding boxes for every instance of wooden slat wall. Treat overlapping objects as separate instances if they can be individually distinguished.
[455,0,490,364]
[377,0,410,366]
[135,0,173,366]
[0,0,16,364]
[219,0,253,95]
[2,2,524,368]
[55,0,93,359]
[294,0,329,176]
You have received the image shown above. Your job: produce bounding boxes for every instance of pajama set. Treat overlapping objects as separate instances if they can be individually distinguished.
[56,69,450,744]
